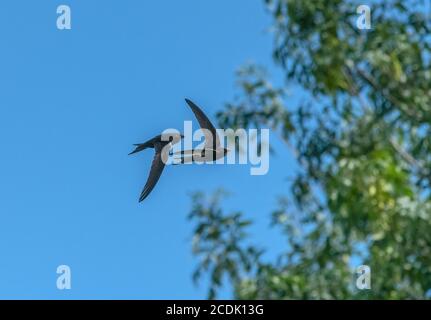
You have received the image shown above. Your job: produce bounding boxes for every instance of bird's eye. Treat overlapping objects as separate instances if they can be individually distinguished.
[169,136,173,142]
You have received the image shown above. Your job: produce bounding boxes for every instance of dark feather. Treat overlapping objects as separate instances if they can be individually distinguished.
[139,142,167,202]
[128,135,161,155]
[185,99,220,149]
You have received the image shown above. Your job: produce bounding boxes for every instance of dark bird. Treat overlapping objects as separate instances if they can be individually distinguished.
[129,133,182,202]
[173,99,229,163]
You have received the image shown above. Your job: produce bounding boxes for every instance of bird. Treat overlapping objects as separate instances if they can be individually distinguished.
[129,133,183,202]
[172,98,229,164]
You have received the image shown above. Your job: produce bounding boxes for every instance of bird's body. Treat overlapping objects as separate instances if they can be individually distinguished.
[129,133,182,202]
[174,148,228,163]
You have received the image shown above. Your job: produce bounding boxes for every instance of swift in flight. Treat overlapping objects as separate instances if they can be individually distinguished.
[129,133,183,202]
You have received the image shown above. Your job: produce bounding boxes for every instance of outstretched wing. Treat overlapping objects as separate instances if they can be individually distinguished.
[185,98,220,149]
[139,143,167,202]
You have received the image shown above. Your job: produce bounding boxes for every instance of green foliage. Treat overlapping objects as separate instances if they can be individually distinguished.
[189,0,431,299]
[189,190,263,299]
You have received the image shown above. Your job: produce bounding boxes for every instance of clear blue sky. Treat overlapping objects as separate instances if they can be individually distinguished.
[0,0,299,299]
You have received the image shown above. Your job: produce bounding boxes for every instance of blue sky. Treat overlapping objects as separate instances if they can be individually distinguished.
[0,0,299,299]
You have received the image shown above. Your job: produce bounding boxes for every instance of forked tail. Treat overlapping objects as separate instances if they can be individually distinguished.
[128,141,153,155]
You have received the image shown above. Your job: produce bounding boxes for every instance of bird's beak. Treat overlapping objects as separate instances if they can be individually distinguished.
[180,134,185,139]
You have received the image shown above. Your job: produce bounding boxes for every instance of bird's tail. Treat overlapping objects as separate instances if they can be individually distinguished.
[128,141,152,155]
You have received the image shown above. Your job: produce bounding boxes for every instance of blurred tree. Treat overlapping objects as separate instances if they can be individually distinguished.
[189,0,431,299]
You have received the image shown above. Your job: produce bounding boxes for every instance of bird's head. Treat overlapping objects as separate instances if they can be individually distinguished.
[164,132,184,145]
